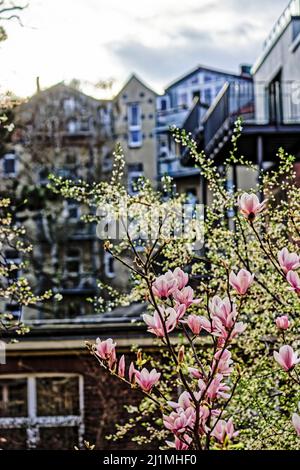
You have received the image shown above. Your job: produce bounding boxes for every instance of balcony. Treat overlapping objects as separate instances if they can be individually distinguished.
[203,81,255,152]
[158,154,200,178]
[202,80,300,163]
[203,80,300,155]
[156,106,190,131]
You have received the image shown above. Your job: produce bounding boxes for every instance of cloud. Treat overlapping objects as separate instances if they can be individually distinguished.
[108,34,255,91]
[108,0,290,91]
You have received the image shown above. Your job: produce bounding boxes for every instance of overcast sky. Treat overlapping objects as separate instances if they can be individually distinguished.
[0,0,289,98]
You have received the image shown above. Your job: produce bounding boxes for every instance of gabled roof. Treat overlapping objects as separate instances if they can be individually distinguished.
[165,64,251,91]
[113,73,159,100]
[18,81,110,111]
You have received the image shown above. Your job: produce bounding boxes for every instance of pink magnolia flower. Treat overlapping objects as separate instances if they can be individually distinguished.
[173,267,189,290]
[129,362,136,383]
[168,391,191,410]
[135,368,161,392]
[187,314,204,335]
[174,303,187,321]
[274,345,300,371]
[287,270,300,294]
[278,248,300,274]
[209,296,237,329]
[152,272,177,299]
[143,307,177,337]
[96,338,116,365]
[238,192,267,220]
[212,418,238,443]
[230,321,247,340]
[198,374,230,400]
[188,367,203,379]
[292,412,300,437]
[166,435,192,450]
[163,407,195,434]
[275,315,290,330]
[173,286,201,308]
[118,354,125,378]
[229,269,254,295]
[212,349,233,376]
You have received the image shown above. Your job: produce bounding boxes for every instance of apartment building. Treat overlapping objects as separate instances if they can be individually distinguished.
[0,82,116,320]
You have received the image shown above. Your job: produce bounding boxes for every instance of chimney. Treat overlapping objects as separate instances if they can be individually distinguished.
[36,76,41,93]
[240,64,252,77]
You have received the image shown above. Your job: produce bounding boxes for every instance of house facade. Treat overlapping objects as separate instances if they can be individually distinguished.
[156,65,252,203]
[112,75,157,194]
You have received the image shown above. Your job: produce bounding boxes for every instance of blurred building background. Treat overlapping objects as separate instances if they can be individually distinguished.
[0,0,300,449]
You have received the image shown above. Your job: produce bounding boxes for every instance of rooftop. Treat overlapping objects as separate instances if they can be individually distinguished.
[252,0,300,74]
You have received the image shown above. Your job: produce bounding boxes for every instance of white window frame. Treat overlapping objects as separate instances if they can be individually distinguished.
[2,153,18,178]
[127,103,142,148]
[0,373,84,449]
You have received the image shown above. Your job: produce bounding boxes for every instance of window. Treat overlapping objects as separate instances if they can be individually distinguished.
[104,252,115,278]
[128,104,142,147]
[129,130,142,146]
[160,99,167,111]
[2,153,17,177]
[159,140,169,160]
[65,248,81,276]
[204,74,213,83]
[0,374,84,449]
[80,119,91,132]
[65,200,80,221]
[204,88,212,105]
[128,103,140,126]
[128,163,144,194]
[67,119,78,134]
[65,152,77,168]
[39,168,49,185]
[63,97,76,113]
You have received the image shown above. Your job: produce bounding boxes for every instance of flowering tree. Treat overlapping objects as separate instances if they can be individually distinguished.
[51,123,300,450]
[0,197,52,335]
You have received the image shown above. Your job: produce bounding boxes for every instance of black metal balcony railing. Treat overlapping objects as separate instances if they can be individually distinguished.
[203,82,255,148]
[203,80,300,150]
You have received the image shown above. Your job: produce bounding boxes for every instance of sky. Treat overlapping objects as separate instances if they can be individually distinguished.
[0,0,289,99]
